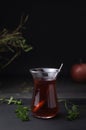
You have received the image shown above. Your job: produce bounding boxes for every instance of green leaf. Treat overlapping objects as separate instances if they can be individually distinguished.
[65,102,80,120]
[15,105,30,121]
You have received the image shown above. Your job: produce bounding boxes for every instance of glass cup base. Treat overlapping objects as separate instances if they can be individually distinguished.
[32,113,58,119]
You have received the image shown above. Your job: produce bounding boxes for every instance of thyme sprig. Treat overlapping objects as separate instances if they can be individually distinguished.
[0,96,22,105]
[0,96,30,121]
[0,15,32,69]
[58,99,80,120]
[64,100,80,120]
[15,105,30,121]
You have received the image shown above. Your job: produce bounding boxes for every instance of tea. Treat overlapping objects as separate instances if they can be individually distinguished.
[31,79,59,119]
[30,66,63,119]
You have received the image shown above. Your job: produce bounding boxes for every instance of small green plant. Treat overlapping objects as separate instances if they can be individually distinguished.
[0,96,30,121]
[0,15,32,70]
[15,105,30,121]
[64,100,80,120]
[58,99,80,120]
[0,96,22,105]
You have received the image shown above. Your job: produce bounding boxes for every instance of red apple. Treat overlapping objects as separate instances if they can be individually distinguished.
[70,63,86,82]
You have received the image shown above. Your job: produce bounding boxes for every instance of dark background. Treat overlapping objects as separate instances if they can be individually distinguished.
[0,1,86,79]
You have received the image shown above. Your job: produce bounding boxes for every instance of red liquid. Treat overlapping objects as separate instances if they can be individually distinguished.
[31,79,59,119]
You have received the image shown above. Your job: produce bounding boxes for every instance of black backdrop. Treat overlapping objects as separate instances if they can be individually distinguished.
[0,1,86,79]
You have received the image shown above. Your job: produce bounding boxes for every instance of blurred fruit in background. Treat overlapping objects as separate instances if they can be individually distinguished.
[70,63,86,82]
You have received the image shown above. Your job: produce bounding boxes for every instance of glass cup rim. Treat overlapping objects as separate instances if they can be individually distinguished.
[29,68,59,74]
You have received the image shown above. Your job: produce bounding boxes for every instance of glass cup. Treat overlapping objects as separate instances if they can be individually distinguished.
[30,64,63,119]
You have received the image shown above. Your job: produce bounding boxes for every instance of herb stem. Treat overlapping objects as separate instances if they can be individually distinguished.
[1,51,20,69]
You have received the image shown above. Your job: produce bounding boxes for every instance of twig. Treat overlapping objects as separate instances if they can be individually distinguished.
[1,51,20,69]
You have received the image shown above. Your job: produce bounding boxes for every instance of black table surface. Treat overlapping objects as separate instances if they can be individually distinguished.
[0,98,86,130]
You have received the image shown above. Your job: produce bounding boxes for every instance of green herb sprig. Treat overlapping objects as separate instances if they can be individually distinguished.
[64,100,80,120]
[0,96,31,121]
[0,15,32,69]
[0,96,22,105]
[58,99,80,121]
[15,105,30,121]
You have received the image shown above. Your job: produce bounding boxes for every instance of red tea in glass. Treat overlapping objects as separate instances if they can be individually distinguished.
[30,65,63,119]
